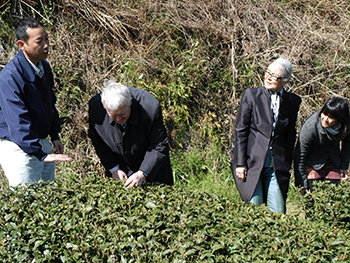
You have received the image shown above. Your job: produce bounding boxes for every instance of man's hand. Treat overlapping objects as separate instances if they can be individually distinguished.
[43,154,71,162]
[124,170,146,188]
[52,139,64,154]
[236,166,247,182]
[111,168,128,181]
[341,169,349,180]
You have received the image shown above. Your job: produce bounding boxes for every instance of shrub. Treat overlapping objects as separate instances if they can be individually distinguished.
[0,175,349,262]
[301,180,350,230]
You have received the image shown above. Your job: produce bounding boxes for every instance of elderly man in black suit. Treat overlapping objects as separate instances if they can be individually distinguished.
[88,80,173,187]
[231,58,301,213]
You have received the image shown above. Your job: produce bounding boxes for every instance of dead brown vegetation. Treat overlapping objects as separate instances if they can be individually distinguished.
[1,0,350,175]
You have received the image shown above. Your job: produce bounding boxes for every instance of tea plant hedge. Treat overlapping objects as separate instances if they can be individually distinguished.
[302,180,350,230]
[0,175,349,262]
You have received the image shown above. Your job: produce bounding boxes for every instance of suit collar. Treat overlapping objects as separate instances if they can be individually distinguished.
[264,86,284,96]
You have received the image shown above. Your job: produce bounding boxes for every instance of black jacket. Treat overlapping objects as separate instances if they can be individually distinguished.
[231,87,301,202]
[88,87,173,185]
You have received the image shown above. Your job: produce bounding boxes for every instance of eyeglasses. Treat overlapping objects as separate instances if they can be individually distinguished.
[265,70,282,81]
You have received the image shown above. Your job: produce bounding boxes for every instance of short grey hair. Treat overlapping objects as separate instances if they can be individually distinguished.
[100,80,131,112]
[270,58,292,81]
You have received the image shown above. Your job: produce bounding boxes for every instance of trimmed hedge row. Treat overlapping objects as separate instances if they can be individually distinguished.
[0,175,349,262]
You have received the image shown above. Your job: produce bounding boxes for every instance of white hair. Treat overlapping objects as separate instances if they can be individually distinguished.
[270,58,292,81]
[100,80,131,111]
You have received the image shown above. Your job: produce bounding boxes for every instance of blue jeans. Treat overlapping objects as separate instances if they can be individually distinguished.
[250,167,286,213]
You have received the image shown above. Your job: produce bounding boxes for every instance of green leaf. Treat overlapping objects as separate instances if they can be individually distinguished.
[145,201,156,208]
[33,240,45,250]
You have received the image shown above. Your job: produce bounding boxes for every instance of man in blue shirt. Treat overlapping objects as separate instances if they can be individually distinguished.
[0,17,70,187]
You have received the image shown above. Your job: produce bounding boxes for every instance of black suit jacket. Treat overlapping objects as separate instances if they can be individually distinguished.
[231,87,301,202]
[88,87,173,185]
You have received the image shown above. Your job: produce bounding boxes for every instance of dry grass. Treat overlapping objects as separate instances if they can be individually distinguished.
[1,0,350,175]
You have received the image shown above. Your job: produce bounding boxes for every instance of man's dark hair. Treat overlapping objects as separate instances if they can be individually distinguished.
[15,17,44,42]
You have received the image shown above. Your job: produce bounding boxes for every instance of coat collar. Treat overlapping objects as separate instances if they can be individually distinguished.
[263,86,285,97]
[17,49,37,83]
[127,98,139,127]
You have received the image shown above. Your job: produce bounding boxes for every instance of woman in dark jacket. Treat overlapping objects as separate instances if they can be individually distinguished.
[294,97,350,192]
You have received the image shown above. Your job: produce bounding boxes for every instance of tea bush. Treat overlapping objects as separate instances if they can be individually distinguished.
[301,180,350,230]
[0,175,349,262]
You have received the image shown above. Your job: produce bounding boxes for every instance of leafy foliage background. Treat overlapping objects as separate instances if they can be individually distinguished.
[2,0,350,163]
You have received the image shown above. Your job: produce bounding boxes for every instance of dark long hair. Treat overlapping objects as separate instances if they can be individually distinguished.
[319,97,350,136]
